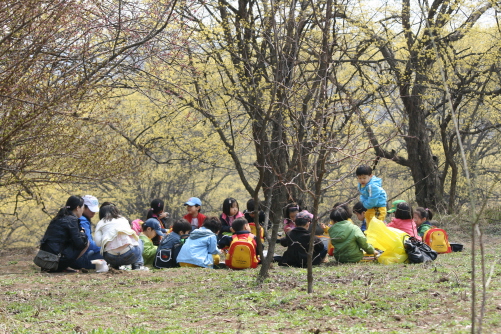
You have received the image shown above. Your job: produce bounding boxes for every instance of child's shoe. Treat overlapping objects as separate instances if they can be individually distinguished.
[131,264,149,271]
[91,260,109,273]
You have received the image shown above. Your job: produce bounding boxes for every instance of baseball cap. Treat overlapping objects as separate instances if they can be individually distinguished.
[82,195,99,213]
[143,218,167,236]
[184,197,202,206]
[388,200,406,213]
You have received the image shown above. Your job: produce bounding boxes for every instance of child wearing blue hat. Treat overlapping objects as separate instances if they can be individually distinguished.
[140,219,167,266]
[183,197,207,230]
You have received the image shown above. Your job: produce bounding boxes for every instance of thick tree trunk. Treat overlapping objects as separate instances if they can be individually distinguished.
[400,78,443,210]
[403,124,442,209]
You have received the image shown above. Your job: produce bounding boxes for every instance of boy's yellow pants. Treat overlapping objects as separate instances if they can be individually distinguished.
[365,207,387,228]
[179,255,220,268]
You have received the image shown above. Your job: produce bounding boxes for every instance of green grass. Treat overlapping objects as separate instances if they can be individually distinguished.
[0,237,500,333]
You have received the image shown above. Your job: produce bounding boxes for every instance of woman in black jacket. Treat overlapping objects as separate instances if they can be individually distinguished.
[39,195,89,272]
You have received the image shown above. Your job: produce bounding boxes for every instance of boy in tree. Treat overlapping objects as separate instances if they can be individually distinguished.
[356,165,387,227]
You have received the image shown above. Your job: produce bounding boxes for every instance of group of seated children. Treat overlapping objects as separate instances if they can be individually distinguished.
[279,165,439,266]
[39,164,440,273]
[110,164,438,270]
[134,198,262,269]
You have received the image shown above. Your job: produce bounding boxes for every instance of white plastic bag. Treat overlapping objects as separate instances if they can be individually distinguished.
[91,259,109,273]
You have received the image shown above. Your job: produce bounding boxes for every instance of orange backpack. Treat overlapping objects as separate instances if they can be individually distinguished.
[328,242,334,256]
[423,228,451,254]
[225,234,259,270]
[249,222,265,243]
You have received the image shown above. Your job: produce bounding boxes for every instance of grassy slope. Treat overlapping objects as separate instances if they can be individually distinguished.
[1,238,500,334]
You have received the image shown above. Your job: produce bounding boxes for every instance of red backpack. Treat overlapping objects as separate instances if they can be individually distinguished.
[423,228,452,254]
[225,234,259,270]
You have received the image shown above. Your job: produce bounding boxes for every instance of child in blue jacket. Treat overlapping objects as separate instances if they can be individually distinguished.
[177,217,221,268]
[158,219,192,251]
[74,195,104,269]
[356,165,387,228]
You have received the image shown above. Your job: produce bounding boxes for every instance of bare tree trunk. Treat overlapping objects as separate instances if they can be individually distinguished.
[400,83,443,209]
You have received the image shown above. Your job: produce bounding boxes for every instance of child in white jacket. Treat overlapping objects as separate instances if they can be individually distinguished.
[95,203,144,270]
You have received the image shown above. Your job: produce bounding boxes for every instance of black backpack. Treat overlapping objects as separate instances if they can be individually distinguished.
[154,236,187,269]
[404,236,438,263]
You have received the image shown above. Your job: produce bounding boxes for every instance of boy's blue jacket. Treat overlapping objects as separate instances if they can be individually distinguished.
[158,231,182,251]
[79,215,101,254]
[358,176,387,209]
[176,227,219,268]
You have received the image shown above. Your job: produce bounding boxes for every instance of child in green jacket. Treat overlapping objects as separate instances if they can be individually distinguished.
[329,207,375,263]
[140,219,166,266]
[414,207,434,237]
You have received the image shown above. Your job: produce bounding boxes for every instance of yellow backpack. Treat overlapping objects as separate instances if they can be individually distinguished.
[225,234,259,270]
[423,228,451,254]
[249,222,265,243]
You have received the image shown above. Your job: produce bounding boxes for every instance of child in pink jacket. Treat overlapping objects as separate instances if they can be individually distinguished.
[387,202,421,240]
[283,203,300,233]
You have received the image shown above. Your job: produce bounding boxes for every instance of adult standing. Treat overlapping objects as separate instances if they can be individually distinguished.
[38,195,89,272]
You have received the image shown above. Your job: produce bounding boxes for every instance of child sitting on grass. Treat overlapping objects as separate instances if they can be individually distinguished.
[140,219,167,267]
[329,207,375,263]
[218,218,259,269]
[277,212,326,267]
[413,207,434,237]
[352,202,367,232]
[158,219,192,251]
[244,199,267,227]
[219,198,244,237]
[177,217,222,268]
[283,202,300,234]
[183,197,206,230]
[387,202,421,240]
[218,218,257,250]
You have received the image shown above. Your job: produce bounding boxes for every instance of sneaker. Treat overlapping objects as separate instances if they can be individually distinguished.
[132,264,149,271]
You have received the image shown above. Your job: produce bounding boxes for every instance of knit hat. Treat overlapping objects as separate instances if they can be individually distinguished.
[296,210,313,221]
